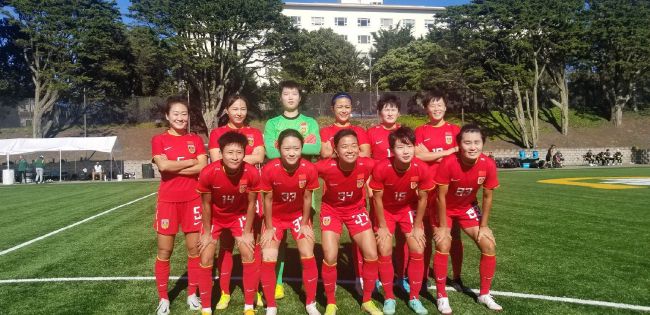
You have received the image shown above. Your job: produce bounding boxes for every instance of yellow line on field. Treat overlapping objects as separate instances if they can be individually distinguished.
[537,177,648,190]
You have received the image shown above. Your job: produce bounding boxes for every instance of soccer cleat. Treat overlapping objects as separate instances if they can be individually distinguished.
[156,298,170,315]
[399,277,411,294]
[436,297,452,315]
[478,294,503,311]
[447,278,465,293]
[375,279,383,292]
[306,302,321,315]
[201,308,212,315]
[354,277,364,296]
[361,300,383,315]
[265,306,277,315]
[215,292,231,310]
[408,299,428,315]
[187,293,201,311]
[324,304,338,315]
[383,299,396,315]
[274,284,285,300]
[243,309,256,315]
[257,292,264,307]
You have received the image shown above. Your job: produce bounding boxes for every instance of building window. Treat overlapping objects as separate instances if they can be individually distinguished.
[311,17,324,26]
[358,35,371,44]
[334,17,347,26]
[380,18,393,28]
[338,34,348,41]
[402,19,415,27]
[290,16,301,27]
[357,18,370,27]
[425,19,435,29]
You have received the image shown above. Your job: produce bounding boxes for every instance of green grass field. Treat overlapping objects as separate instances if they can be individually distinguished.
[0,168,649,315]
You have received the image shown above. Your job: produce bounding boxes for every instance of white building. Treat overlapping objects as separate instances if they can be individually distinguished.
[282,0,444,56]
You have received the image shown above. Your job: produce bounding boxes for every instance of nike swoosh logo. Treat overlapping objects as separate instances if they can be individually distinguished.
[164,146,173,151]
[194,221,201,226]
[307,278,317,283]
[212,186,221,189]
[451,179,460,182]
[424,139,431,142]
[375,140,383,144]
[436,277,446,281]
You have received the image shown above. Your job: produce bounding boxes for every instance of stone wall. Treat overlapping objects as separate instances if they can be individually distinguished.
[124,160,160,179]
[488,147,650,166]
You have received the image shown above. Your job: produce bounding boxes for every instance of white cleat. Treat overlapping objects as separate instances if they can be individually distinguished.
[478,294,503,311]
[266,306,278,315]
[187,293,201,311]
[157,298,170,315]
[306,302,321,315]
[436,297,452,315]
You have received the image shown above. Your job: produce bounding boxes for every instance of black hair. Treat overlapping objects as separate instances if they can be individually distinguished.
[456,124,486,144]
[331,92,352,107]
[218,131,248,151]
[164,95,189,114]
[279,80,302,96]
[377,93,401,111]
[333,129,358,148]
[389,126,416,149]
[278,129,304,148]
[420,90,447,109]
[217,94,250,127]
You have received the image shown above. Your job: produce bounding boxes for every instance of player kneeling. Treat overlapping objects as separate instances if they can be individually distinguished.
[316,129,382,315]
[196,132,262,315]
[259,129,321,315]
[369,127,434,315]
[432,124,502,314]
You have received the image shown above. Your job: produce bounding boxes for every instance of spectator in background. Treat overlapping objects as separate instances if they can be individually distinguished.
[17,155,27,183]
[92,162,104,181]
[545,145,557,168]
[34,155,45,184]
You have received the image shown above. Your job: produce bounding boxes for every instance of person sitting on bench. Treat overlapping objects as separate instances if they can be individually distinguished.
[92,162,104,180]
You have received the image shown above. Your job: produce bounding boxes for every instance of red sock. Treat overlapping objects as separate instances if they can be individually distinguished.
[242,258,260,305]
[423,230,433,282]
[321,261,337,305]
[154,257,170,300]
[408,252,425,300]
[362,258,379,303]
[450,237,464,280]
[217,246,233,294]
[301,256,318,305]
[394,232,409,280]
[352,242,364,280]
[433,251,449,298]
[261,261,277,307]
[187,255,200,296]
[378,255,395,299]
[479,254,496,295]
[198,263,213,309]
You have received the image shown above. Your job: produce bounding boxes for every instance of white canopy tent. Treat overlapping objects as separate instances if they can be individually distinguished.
[0,137,118,183]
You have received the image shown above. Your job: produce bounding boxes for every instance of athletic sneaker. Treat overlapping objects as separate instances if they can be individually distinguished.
[266,306,277,315]
[324,304,338,315]
[361,300,383,315]
[478,294,503,311]
[383,299,396,315]
[436,297,452,315]
[216,291,231,310]
[243,309,256,315]
[257,292,264,307]
[187,293,201,311]
[156,298,170,315]
[354,277,364,296]
[201,308,212,315]
[306,302,321,315]
[275,284,285,300]
[408,299,428,315]
[399,277,411,294]
[447,278,465,293]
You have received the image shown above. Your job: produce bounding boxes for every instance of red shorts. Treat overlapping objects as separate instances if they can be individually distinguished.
[430,204,482,229]
[320,203,372,236]
[265,214,311,241]
[154,197,202,235]
[208,214,247,239]
[374,208,416,234]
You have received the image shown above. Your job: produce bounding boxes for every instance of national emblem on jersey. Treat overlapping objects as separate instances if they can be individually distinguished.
[247,135,254,147]
[161,219,169,229]
[445,131,453,145]
[239,179,248,193]
[410,176,419,189]
[187,141,196,154]
[356,173,365,188]
[299,174,307,189]
[478,170,487,185]
[322,216,331,226]
[299,122,308,135]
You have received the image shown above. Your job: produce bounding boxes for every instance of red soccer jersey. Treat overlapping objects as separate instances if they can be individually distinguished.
[320,124,370,147]
[259,158,320,221]
[369,157,435,213]
[151,131,207,202]
[414,122,460,173]
[196,161,261,219]
[366,124,400,161]
[315,157,375,210]
[208,125,263,156]
[434,153,499,211]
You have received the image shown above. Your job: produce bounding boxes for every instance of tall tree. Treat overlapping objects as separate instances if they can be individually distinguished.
[0,17,31,114]
[126,26,174,96]
[371,24,414,61]
[130,0,293,130]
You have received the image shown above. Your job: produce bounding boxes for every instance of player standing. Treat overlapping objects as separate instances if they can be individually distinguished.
[369,127,433,315]
[208,95,265,310]
[151,96,208,315]
[196,132,261,315]
[432,124,502,314]
[259,129,321,315]
[316,129,382,315]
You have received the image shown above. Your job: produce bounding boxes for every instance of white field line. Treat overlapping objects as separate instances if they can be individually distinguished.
[0,276,648,312]
[0,192,157,256]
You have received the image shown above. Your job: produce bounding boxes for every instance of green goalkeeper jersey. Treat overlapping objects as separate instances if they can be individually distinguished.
[264,113,321,159]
